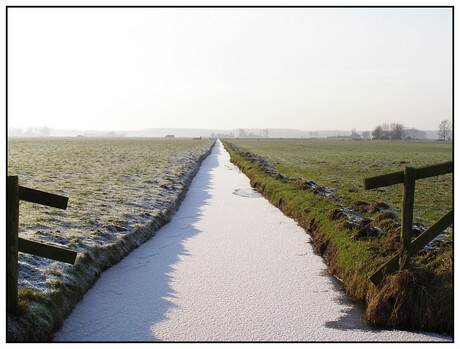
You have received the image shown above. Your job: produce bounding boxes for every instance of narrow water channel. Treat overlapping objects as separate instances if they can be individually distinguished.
[53,141,450,342]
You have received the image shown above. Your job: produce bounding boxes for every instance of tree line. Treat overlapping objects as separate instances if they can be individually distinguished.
[362,120,451,141]
[371,123,414,140]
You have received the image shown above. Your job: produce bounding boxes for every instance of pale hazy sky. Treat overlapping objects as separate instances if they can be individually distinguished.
[7,7,452,131]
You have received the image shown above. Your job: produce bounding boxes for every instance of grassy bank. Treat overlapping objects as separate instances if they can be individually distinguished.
[222,140,453,336]
[7,139,215,342]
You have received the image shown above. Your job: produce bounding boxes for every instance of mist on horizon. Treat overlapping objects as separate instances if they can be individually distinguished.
[7,8,452,133]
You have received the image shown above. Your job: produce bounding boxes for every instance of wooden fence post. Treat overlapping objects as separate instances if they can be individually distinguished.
[7,176,76,313]
[400,167,416,269]
[7,176,19,313]
[365,161,453,285]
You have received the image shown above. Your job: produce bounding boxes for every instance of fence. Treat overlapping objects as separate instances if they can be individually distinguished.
[7,176,77,313]
[363,161,453,285]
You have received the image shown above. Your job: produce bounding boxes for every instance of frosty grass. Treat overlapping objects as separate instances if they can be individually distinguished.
[7,137,214,293]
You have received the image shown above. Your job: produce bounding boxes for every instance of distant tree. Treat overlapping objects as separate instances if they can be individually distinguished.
[390,123,405,140]
[39,127,50,137]
[23,127,50,137]
[362,131,370,140]
[438,120,452,141]
[8,127,23,137]
[372,125,383,140]
[382,123,391,139]
[406,128,426,140]
[351,128,360,140]
[418,129,426,139]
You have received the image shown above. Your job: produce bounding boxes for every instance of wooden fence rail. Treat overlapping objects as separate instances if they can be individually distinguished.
[363,161,453,286]
[363,161,453,190]
[7,176,77,313]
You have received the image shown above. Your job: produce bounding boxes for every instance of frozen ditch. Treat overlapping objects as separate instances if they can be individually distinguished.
[53,141,450,342]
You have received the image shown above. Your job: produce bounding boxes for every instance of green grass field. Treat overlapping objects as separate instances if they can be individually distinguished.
[227,139,452,228]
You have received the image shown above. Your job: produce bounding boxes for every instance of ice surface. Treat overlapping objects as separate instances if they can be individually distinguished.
[53,141,451,342]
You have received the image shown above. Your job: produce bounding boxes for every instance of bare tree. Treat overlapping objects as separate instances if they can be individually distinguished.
[390,123,405,140]
[438,120,452,141]
[362,131,370,140]
[372,125,383,140]
[382,123,391,139]
[351,128,360,140]
[407,128,426,140]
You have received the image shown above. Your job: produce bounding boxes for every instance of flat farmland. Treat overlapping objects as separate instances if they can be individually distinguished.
[7,137,214,292]
[228,139,453,228]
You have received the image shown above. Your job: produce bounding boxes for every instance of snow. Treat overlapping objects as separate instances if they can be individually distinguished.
[53,141,451,342]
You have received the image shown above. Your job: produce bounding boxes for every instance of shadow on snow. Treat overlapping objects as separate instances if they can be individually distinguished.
[54,143,220,342]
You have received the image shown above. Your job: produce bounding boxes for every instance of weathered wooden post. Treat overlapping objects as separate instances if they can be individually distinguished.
[365,161,453,285]
[7,176,19,313]
[7,176,77,313]
[400,167,416,269]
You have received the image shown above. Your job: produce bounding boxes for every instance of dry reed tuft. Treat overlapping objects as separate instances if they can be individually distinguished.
[366,268,452,335]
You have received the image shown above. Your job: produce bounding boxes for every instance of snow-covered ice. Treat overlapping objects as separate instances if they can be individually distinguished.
[53,141,451,342]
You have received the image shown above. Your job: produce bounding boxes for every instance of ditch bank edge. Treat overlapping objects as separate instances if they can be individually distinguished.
[7,141,216,342]
[221,140,453,338]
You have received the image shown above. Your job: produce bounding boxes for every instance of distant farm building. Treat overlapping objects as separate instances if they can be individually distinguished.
[165,135,175,139]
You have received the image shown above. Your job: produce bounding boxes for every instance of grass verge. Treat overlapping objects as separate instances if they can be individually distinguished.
[222,140,453,337]
[7,142,215,342]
